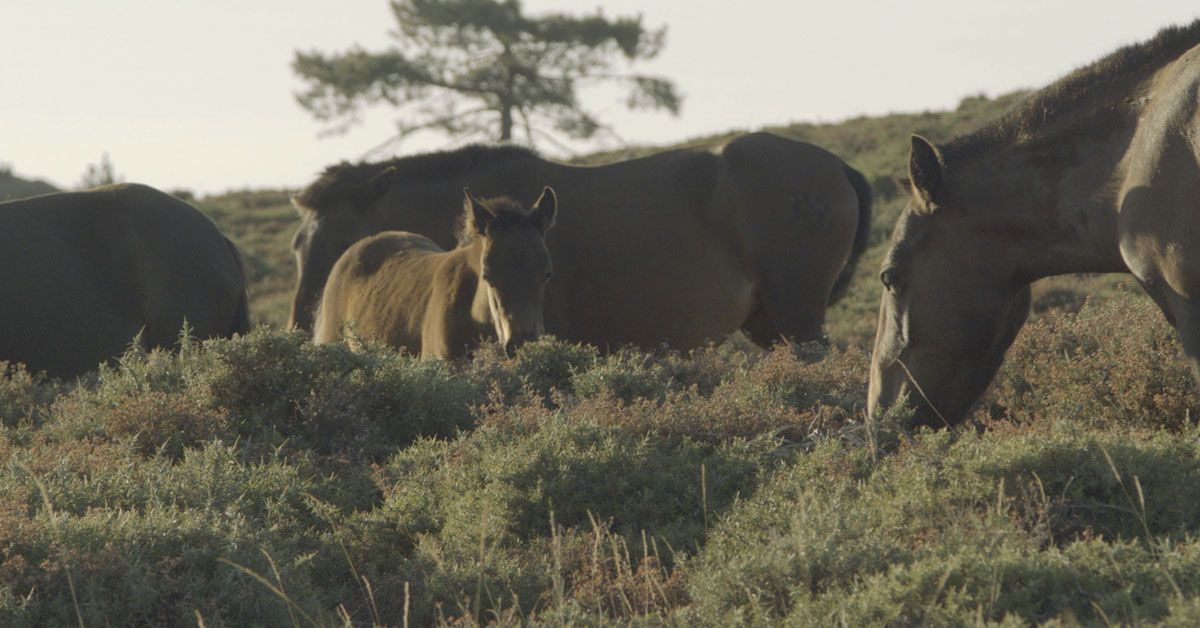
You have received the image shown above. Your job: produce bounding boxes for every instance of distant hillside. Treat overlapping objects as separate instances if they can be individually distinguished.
[0,165,59,201]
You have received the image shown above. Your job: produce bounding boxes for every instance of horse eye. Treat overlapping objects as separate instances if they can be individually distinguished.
[544,270,553,282]
[880,268,901,294]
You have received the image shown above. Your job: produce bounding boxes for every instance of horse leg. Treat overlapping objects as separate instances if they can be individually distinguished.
[740,302,782,347]
[752,266,832,344]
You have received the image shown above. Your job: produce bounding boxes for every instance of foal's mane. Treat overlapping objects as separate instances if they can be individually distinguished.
[456,196,542,246]
[945,19,1200,159]
[294,145,539,215]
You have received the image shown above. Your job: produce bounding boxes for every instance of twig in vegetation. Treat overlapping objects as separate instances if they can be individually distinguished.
[336,536,381,627]
[404,581,411,628]
[921,557,959,623]
[549,509,566,627]
[1098,445,1154,548]
[18,463,85,628]
[219,551,320,628]
[263,549,299,628]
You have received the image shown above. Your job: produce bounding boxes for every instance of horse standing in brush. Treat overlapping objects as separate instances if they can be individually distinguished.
[314,188,556,359]
[0,184,249,378]
[290,133,872,350]
[869,21,1200,428]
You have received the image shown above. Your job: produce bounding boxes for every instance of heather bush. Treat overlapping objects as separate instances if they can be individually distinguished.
[0,363,60,429]
[570,348,677,403]
[984,296,1199,430]
[506,336,599,399]
[0,443,339,627]
[100,391,232,459]
[684,423,1200,625]
[361,413,776,624]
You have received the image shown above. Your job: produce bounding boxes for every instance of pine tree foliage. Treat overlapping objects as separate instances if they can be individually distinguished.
[292,0,681,147]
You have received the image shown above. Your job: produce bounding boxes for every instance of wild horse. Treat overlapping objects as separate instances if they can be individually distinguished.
[291,132,872,350]
[314,188,556,358]
[0,184,248,377]
[869,21,1200,427]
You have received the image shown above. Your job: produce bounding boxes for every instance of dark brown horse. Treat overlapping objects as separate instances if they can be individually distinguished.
[313,188,556,358]
[869,21,1200,428]
[0,184,249,377]
[290,132,872,350]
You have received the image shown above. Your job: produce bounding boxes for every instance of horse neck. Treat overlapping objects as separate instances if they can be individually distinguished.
[372,161,554,250]
[371,187,463,250]
[949,112,1141,282]
[452,237,492,326]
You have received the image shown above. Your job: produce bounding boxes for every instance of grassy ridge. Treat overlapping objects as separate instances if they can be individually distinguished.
[0,167,58,202]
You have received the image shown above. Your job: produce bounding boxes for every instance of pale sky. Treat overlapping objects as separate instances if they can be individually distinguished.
[2,1,1197,194]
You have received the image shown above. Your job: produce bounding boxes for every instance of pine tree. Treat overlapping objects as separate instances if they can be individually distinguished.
[292,0,681,149]
[78,153,122,190]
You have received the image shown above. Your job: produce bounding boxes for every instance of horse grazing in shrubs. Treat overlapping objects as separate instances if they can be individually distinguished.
[0,184,249,378]
[869,20,1200,428]
[290,132,872,350]
[313,187,556,359]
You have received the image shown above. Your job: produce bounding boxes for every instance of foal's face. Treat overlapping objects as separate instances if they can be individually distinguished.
[467,187,557,357]
[480,225,553,355]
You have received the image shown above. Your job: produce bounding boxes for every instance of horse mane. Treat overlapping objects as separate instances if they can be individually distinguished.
[294,144,539,215]
[944,18,1200,158]
[456,196,542,246]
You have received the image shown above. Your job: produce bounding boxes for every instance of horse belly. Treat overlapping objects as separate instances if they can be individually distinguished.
[555,239,755,349]
[0,250,142,376]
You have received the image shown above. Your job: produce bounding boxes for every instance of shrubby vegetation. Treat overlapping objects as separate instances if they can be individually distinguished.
[0,164,57,202]
[1,291,1199,625]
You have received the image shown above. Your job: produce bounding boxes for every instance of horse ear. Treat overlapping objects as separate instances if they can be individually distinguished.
[532,186,557,231]
[908,135,944,210]
[289,195,314,217]
[368,166,397,197]
[464,187,495,234]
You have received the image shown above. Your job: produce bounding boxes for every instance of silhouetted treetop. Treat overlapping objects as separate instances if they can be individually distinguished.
[293,0,681,149]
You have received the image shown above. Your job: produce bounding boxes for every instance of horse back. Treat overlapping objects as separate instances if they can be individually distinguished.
[314,231,447,350]
[714,132,861,263]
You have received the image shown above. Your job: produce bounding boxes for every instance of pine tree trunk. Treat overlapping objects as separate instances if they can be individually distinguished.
[499,104,514,141]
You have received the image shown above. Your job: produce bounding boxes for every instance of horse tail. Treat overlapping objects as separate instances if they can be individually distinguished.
[828,164,873,305]
[224,237,252,336]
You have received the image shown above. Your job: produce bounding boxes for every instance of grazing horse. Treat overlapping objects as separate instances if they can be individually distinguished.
[290,132,872,350]
[0,184,249,378]
[313,188,556,359]
[869,20,1200,428]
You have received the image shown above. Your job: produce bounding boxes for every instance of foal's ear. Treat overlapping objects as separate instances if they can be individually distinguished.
[368,166,397,197]
[908,135,944,211]
[463,187,496,234]
[531,186,557,232]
